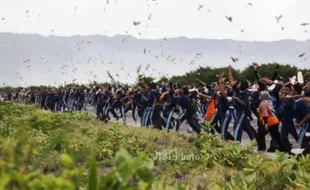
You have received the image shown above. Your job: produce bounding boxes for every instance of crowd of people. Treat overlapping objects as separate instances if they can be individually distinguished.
[2,64,310,153]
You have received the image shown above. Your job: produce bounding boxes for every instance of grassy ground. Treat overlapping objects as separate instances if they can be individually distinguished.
[0,102,310,190]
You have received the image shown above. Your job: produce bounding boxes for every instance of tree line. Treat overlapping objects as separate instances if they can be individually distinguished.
[1,63,310,93]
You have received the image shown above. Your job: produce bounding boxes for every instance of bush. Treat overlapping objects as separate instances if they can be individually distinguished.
[1,102,310,189]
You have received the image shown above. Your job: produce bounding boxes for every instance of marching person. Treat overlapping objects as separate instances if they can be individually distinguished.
[256,91,287,152]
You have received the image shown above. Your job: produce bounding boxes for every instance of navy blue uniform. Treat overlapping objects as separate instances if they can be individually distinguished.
[232,84,256,142]
[294,98,310,148]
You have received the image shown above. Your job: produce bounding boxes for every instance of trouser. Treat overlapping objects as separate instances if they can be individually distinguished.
[176,109,187,131]
[281,118,299,149]
[131,103,138,122]
[55,101,63,112]
[177,111,201,134]
[164,107,176,130]
[209,109,222,134]
[69,98,76,111]
[102,103,111,121]
[138,107,144,124]
[96,103,104,119]
[152,107,164,130]
[40,98,45,109]
[49,100,55,112]
[93,101,97,115]
[141,107,153,127]
[53,101,58,112]
[120,104,126,124]
[198,104,207,117]
[298,122,310,149]
[80,99,87,111]
[62,99,69,111]
[220,109,235,141]
[256,123,286,152]
[233,112,256,142]
[109,100,121,119]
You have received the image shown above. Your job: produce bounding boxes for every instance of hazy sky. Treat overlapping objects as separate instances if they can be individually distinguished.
[1,0,310,41]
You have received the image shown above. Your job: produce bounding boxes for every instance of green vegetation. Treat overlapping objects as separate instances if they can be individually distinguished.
[1,102,310,189]
[169,63,310,86]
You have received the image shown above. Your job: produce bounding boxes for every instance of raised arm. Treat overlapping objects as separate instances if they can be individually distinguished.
[159,91,169,102]
[270,64,279,81]
[259,77,274,85]
[198,93,213,99]
[228,65,235,86]
[218,75,226,94]
[195,77,206,86]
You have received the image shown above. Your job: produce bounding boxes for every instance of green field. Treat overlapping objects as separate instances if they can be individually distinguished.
[0,102,309,190]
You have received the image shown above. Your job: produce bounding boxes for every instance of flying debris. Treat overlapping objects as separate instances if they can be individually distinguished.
[225,16,233,22]
[137,65,142,74]
[225,16,243,33]
[301,23,309,26]
[148,13,152,20]
[107,71,115,81]
[198,5,204,11]
[23,59,30,63]
[1,18,5,20]
[74,5,78,11]
[299,53,306,58]
[144,48,146,54]
[190,60,195,65]
[275,15,283,23]
[26,10,30,14]
[133,20,141,26]
[246,3,252,8]
[146,63,151,71]
[231,57,239,63]
[194,53,203,59]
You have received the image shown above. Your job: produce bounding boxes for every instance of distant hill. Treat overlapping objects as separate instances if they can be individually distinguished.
[0,33,309,86]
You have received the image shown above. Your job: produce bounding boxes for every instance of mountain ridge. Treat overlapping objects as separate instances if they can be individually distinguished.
[0,33,309,87]
[1,32,309,43]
